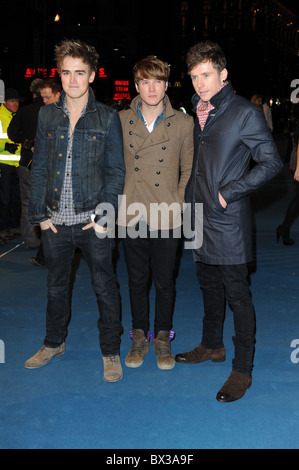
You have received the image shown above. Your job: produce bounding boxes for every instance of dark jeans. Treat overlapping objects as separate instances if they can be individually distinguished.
[282,180,299,230]
[42,224,122,356]
[0,163,21,231]
[122,223,181,336]
[196,262,256,376]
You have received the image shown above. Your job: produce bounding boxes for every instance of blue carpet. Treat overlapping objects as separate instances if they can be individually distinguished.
[0,163,298,450]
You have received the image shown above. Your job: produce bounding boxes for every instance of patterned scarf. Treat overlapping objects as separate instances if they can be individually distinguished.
[196,82,227,130]
[196,100,215,130]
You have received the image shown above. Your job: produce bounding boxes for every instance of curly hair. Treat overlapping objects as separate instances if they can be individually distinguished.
[133,55,170,83]
[55,39,99,74]
[186,41,226,74]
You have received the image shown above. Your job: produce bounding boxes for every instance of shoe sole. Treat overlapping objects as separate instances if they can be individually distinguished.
[175,355,226,364]
[125,360,143,368]
[157,361,175,370]
[104,372,123,383]
[24,350,65,369]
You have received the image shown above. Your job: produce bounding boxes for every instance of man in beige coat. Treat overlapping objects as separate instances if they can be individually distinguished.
[118,56,194,371]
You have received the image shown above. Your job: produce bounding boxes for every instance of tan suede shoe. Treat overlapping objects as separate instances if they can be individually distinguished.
[153,331,175,370]
[24,343,65,369]
[103,355,123,383]
[125,329,149,368]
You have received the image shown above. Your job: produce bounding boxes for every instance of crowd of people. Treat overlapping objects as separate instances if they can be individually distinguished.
[0,38,289,403]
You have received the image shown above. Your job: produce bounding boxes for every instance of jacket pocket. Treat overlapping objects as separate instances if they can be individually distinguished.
[44,130,58,155]
[84,131,105,158]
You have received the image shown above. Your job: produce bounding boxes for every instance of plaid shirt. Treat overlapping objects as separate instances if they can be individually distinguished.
[49,99,93,226]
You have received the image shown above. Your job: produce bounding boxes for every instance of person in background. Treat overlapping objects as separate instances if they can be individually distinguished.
[276,123,299,245]
[118,56,194,371]
[25,39,125,383]
[263,98,273,133]
[29,78,61,267]
[0,88,22,243]
[175,41,283,403]
[8,79,44,249]
[40,78,61,105]
[250,94,262,108]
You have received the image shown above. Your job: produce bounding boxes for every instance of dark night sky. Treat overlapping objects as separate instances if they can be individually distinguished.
[1,0,298,102]
[281,0,299,14]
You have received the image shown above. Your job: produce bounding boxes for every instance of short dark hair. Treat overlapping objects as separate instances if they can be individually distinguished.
[40,78,61,94]
[29,78,44,96]
[186,41,226,74]
[133,55,170,83]
[55,39,99,74]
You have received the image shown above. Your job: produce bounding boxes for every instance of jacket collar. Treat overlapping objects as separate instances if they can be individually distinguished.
[130,94,175,120]
[191,80,233,112]
[55,87,96,113]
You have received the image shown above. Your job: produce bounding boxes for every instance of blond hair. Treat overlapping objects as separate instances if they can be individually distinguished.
[133,56,170,83]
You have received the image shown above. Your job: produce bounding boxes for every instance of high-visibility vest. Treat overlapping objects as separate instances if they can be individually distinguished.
[0,105,21,167]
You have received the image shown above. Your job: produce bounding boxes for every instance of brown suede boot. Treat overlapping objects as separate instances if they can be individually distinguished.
[216,371,252,403]
[153,331,175,370]
[125,329,149,368]
[175,343,225,364]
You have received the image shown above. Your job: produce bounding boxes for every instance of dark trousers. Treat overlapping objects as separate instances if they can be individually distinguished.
[122,224,180,336]
[42,224,122,356]
[282,180,299,229]
[196,262,256,376]
[0,163,21,231]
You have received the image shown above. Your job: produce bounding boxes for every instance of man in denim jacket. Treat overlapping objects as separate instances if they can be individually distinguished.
[25,39,125,383]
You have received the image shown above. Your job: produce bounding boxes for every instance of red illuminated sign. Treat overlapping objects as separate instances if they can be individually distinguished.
[24,67,107,79]
[98,68,107,78]
[113,80,130,100]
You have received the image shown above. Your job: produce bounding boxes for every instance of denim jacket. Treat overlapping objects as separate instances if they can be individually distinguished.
[28,88,125,225]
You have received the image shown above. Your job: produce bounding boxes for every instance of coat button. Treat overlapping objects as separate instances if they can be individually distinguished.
[159,158,163,162]
[135,155,139,159]
[162,146,166,150]
[130,144,134,148]
[54,188,58,192]
[155,183,159,187]
[166,122,170,127]
[156,171,160,175]
[135,167,139,171]
[130,120,134,124]
[129,131,133,135]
